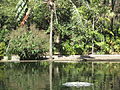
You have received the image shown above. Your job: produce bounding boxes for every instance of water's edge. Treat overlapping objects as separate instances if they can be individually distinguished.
[1,55,120,62]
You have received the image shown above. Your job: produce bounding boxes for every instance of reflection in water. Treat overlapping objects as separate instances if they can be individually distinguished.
[62,82,93,87]
[49,61,52,90]
[0,62,120,90]
[0,62,50,90]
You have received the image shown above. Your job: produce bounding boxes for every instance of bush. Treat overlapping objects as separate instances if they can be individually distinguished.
[5,26,49,60]
[0,42,5,59]
[0,29,9,42]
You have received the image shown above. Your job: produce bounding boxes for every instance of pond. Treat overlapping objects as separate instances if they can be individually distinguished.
[0,61,120,90]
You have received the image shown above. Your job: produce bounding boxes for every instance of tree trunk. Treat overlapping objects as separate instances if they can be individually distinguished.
[92,18,95,54]
[50,10,53,60]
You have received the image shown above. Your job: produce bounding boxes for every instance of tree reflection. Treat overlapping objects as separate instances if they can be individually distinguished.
[0,62,120,90]
[49,61,53,90]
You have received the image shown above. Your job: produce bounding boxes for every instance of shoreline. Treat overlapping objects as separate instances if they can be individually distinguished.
[1,55,120,63]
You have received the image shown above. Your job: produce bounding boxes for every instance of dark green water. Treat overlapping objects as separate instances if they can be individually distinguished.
[0,61,120,90]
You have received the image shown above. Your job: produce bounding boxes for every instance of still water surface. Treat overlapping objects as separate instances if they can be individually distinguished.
[0,61,120,90]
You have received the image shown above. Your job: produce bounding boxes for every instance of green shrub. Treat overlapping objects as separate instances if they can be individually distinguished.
[0,42,5,59]
[61,40,83,55]
[0,29,9,42]
[5,26,49,60]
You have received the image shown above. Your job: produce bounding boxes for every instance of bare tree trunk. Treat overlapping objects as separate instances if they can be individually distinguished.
[50,10,54,60]
[92,18,95,55]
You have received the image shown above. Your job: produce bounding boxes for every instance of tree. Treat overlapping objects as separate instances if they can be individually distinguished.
[0,0,18,29]
[0,0,120,57]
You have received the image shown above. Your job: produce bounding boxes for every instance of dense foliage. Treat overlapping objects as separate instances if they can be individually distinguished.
[0,0,120,59]
[5,26,49,59]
